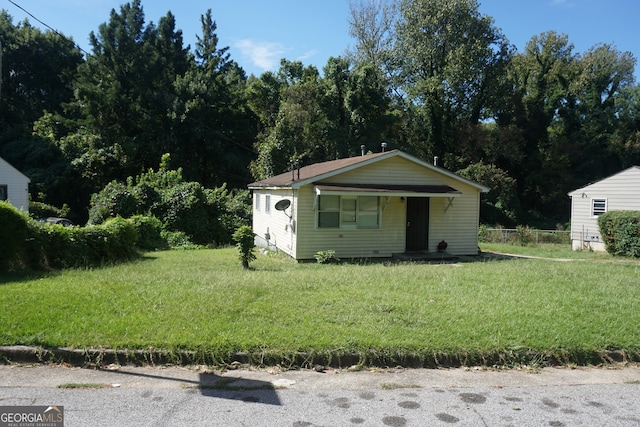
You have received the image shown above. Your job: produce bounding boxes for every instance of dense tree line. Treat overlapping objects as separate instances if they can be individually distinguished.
[1,0,638,229]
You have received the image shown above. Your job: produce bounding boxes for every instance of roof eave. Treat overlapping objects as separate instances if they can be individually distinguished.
[248,184,293,190]
[289,151,398,188]
[248,150,491,192]
[392,151,490,192]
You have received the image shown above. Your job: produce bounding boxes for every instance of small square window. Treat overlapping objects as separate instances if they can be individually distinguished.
[318,195,340,228]
[319,195,340,211]
[319,212,340,228]
[591,198,607,217]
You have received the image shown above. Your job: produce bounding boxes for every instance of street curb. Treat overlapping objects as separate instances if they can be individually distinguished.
[0,345,632,368]
[0,346,359,367]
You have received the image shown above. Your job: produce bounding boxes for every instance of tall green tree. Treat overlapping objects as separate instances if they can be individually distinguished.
[343,62,396,151]
[71,1,189,182]
[0,10,83,218]
[348,0,399,98]
[171,9,255,188]
[249,60,325,179]
[570,44,636,179]
[611,83,640,168]
[0,10,82,141]
[248,57,396,180]
[392,0,511,165]
[500,33,636,222]
[497,31,577,221]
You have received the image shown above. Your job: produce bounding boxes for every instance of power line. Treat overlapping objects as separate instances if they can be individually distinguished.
[7,0,90,56]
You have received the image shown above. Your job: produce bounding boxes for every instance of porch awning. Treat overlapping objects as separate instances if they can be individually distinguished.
[314,183,461,197]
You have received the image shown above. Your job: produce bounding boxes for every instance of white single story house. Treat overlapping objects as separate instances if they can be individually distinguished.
[0,156,30,212]
[567,166,640,251]
[248,150,489,260]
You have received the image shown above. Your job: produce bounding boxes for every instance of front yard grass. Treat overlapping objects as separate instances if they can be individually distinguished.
[1,247,639,367]
[479,242,616,260]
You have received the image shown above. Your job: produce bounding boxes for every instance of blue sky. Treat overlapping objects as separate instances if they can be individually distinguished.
[4,0,639,79]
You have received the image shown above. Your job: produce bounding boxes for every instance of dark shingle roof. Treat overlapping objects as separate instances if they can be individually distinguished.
[248,150,392,188]
[248,149,490,192]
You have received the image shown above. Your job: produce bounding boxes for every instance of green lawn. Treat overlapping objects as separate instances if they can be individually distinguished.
[1,247,639,367]
[479,242,617,260]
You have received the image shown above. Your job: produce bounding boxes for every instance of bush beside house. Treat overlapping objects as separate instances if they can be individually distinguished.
[0,201,30,272]
[598,211,640,258]
[0,202,165,272]
[88,161,250,247]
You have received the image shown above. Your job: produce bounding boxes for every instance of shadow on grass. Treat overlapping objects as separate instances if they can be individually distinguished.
[327,251,528,267]
[98,367,282,405]
[0,270,62,285]
[0,254,160,285]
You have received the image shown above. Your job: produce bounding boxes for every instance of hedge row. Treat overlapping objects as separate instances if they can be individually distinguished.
[598,210,640,258]
[1,202,165,272]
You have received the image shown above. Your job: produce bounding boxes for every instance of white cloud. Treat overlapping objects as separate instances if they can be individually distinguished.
[297,49,320,62]
[234,39,286,71]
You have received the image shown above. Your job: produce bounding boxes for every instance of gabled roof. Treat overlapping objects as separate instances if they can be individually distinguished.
[248,150,489,192]
[567,166,640,196]
[248,151,390,188]
[0,156,30,182]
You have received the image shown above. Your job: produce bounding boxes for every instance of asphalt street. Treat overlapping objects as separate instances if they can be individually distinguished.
[1,363,639,426]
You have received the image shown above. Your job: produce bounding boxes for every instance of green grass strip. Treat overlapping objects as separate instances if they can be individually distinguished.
[1,247,639,367]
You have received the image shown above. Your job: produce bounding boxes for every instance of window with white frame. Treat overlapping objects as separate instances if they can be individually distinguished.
[317,195,380,229]
[591,198,607,217]
[255,193,261,211]
[265,194,271,214]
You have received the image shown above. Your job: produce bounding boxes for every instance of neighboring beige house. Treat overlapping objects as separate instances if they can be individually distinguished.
[0,156,30,212]
[568,166,640,251]
[248,150,489,260]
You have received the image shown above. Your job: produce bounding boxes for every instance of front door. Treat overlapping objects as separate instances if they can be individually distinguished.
[406,197,429,251]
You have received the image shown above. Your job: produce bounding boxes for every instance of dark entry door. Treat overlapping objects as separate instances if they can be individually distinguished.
[406,197,429,251]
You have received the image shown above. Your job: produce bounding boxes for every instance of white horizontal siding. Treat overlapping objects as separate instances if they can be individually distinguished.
[569,167,640,250]
[294,156,482,259]
[322,156,445,185]
[295,186,406,259]
[0,157,30,212]
[429,192,480,255]
[252,189,297,257]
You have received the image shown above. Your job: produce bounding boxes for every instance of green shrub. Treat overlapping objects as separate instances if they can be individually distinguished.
[88,180,139,225]
[14,216,140,270]
[100,217,139,259]
[207,186,252,246]
[129,215,167,250]
[87,162,251,246]
[232,225,256,269]
[161,230,202,249]
[29,200,70,220]
[157,182,215,245]
[478,224,488,243]
[314,250,340,264]
[0,202,30,272]
[598,211,640,257]
[516,225,533,246]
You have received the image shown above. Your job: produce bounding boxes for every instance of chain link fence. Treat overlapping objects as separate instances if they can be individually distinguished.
[479,226,570,245]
